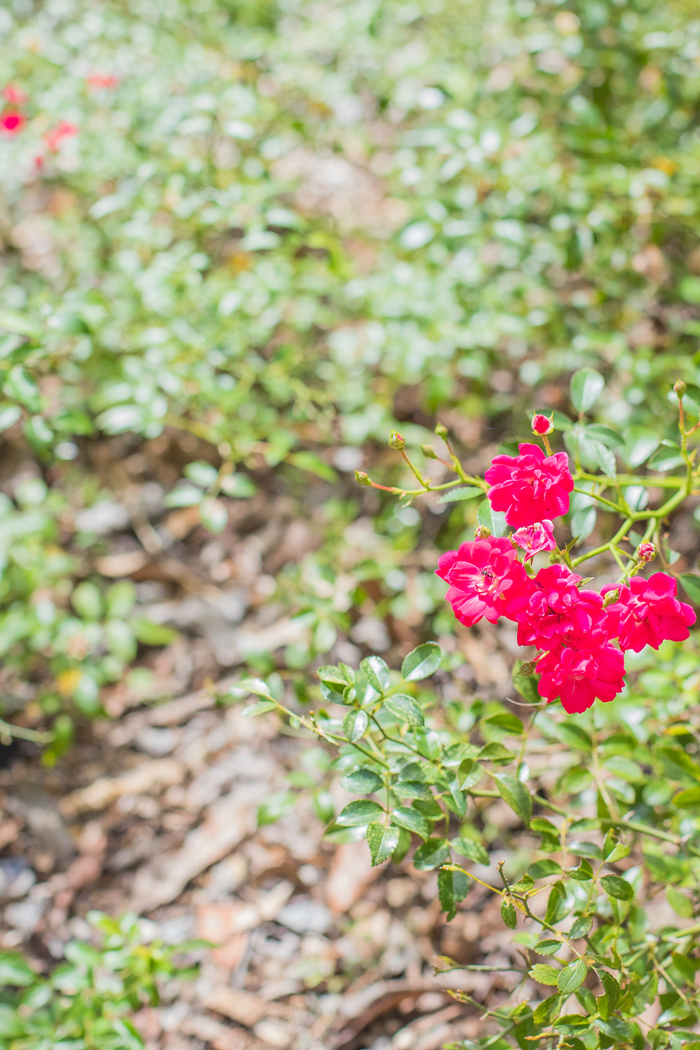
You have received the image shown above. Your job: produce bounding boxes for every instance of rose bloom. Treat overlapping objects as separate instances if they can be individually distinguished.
[485,443,573,528]
[536,643,626,714]
[512,520,556,562]
[2,84,28,106]
[531,413,553,436]
[436,535,530,628]
[87,73,120,90]
[603,572,696,652]
[508,564,607,650]
[0,110,25,135]
[43,121,78,152]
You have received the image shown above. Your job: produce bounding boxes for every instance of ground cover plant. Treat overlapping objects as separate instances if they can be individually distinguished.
[240,374,700,1047]
[1,0,700,1046]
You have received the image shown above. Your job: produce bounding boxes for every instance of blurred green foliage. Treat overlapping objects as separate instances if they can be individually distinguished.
[0,912,197,1049]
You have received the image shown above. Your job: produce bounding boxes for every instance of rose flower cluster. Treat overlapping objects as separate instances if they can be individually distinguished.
[437,436,695,715]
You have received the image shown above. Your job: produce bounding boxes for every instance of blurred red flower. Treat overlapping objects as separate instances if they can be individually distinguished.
[87,73,120,90]
[43,121,78,151]
[0,111,25,136]
[2,84,28,106]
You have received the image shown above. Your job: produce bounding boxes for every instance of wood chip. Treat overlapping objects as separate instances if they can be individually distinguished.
[129,784,265,912]
[181,1013,266,1050]
[203,987,268,1027]
[95,550,148,577]
[325,839,379,915]
[60,759,186,816]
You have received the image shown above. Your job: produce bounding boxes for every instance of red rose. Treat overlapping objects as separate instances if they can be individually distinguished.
[1,110,25,136]
[603,572,696,652]
[536,643,626,714]
[485,442,573,527]
[512,520,556,562]
[508,564,608,650]
[436,535,531,628]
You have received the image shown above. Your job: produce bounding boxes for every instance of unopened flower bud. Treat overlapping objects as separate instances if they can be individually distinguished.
[531,413,554,436]
[388,430,405,450]
[674,378,687,397]
[355,470,371,486]
[435,422,448,438]
[517,661,536,677]
[421,444,438,459]
[637,541,656,562]
[475,524,491,539]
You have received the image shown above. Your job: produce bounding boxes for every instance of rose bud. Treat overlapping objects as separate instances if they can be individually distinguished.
[637,541,656,563]
[388,430,405,450]
[531,413,554,436]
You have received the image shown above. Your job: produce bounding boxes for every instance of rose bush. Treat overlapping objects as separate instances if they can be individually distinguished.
[242,369,700,1048]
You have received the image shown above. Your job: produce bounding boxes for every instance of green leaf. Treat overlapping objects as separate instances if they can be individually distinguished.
[0,310,41,339]
[392,827,412,864]
[219,472,257,498]
[71,581,104,621]
[0,953,36,986]
[199,496,228,533]
[477,741,514,762]
[493,773,532,827]
[557,959,587,994]
[457,759,484,790]
[596,969,620,1021]
[532,993,562,1025]
[360,655,390,693]
[393,780,433,801]
[0,1004,25,1038]
[680,574,700,604]
[343,708,368,742]
[183,460,219,487]
[0,403,21,433]
[477,498,507,536]
[531,964,560,986]
[450,837,489,865]
[570,368,604,413]
[595,1018,634,1042]
[366,822,399,865]
[501,899,517,929]
[512,666,541,704]
[341,769,383,794]
[336,800,384,827]
[258,790,296,826]
[591,441,616,477]
[600,874,634,901]
[413,837,450,871]
[673,785,700,808]
[667,886,693,918]
[390,806,430,839]
[534,939,562,956]
[238,677,274,699]
[384,693,425,726]
[438,485,483,503]
[625,432,660,468]
[287,451,338,482]
[585,425,623,448]
[242,700,277,717]
[401,642,441,681]
[483,712,524,735]
[130,618,178,646]
[528,859,563,879]
[569,916,593,939]
[164,484,203,508]
[438,866,468,920]
[317,663,355,688]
